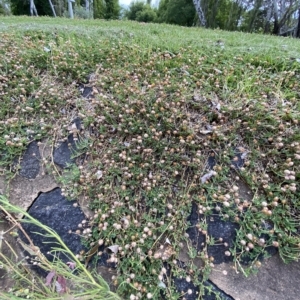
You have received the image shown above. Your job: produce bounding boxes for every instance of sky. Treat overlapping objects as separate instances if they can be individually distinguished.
[119,0,133,6]
[119,0,160,7]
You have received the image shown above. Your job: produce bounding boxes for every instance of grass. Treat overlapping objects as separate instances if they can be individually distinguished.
[0,195,121,299]
[0,15,300,299]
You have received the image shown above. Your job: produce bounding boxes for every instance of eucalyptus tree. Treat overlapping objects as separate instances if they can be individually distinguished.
[48,0,56,16]
[125,1,148,20]
[0,0,9,14]
[296,8,300,37]
[243,0,300,35]
[105,0,120,19]
[192,0,206,26]
[157,0,195,26]
[272,0,300,35]
[68,0,74,18]
[29,0,38,15]
[85,0,90,11]
[93,0,120,19]
[94,0,105,18]
[10,0,60,16]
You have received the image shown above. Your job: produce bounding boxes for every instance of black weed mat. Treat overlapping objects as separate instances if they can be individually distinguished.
[160,262,234,300]
[53,134,78,169]
[18,188,114,277]
[19,141,41,179]
[187,202,239,264]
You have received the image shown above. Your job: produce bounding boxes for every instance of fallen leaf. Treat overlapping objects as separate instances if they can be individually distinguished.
[240,152,248,159]
[17,238,40,256]
[214,68,222,74]
[95,170,103,179]
[85,243,99,267]
[158,281,166,288]
[200,170,217,184]
[211,101,221,111]
[45,270,56,286]
[66,261,76,270]
[56,275,67,293]
[200,125,213,135]
[68,123,77,132]
[107,245,119,254]
[154,243,174,261]
[200,129,212,135]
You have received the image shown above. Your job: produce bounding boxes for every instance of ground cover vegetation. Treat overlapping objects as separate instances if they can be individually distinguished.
[2,0,300,37]
[0,16,300,299]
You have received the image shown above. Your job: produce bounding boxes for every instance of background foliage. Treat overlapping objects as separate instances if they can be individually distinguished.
[5,0,300,37]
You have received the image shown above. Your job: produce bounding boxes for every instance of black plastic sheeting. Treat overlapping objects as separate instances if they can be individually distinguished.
[187,202,239,264]
[53,134,77,169]
[19,141,41,179]
[18,188,113,276]
[161,262,234,300]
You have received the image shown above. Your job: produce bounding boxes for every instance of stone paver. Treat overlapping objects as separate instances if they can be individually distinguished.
[209,254,300,300]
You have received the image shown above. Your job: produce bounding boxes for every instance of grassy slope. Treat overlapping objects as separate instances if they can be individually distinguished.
[0,16,300,299]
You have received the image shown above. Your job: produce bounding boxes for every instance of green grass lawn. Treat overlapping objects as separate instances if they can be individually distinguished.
[0,16,300,299]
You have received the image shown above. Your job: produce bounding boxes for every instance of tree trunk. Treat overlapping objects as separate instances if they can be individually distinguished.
[30,0,38,16]
[235,4,244,29]
[248,0,263,32]
[56,0,63,17]
[273,0,279,34]
[226,0,235,30]
[296,8,300,38]
[212,0,220,28]
[264,2,273,34]
[192,0,206,27]
[278,2,299,31]
[48,0,57,17]
[68,0,74,18]
[86,0,89,11]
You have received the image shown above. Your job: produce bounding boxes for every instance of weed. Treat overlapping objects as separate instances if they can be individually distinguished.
[0,16,299,299]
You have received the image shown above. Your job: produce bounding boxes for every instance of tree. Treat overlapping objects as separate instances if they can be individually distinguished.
[105,0,120,19]
[272,0,300,35]
[225,0,245,30]
[156,0,169,22]
[85,0,90,11]
[247,0,263,31]
[296,8,300,37]
[54,0,66,17]
[272,0,280,33]
[238,0,300,35]
[48,0,56,16]
[192,0,206,26]
[29,0,38,15]
[125,1,146,20]
[93,0,105,18]
[264,1,273,33]
[93,0,120,19]
[0,0,9,14]
[136,4,157,22]
[10,0,54,16]
[68,0,74,18]
[0,3,5,14]
[157,0,196,26]
[125,1,157,22]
